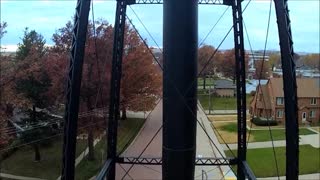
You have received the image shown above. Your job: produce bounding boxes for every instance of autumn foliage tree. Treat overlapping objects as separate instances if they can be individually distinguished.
[198,45,221,89]
[14,29,52,161]
[216,49,249,81]
[254,60,270,79]
[120,26,162,120]
[48,19,161,160]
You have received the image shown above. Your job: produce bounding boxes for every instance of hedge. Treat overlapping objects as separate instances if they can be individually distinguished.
[252,117,278,126]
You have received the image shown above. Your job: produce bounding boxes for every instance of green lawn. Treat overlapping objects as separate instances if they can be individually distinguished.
[198,77,215,87]
[0,118,145,179]
[1,138,86,179]
[216,122,316,142]
[198,94,253,110]
[225,145,320,177]
[75,118,146,179]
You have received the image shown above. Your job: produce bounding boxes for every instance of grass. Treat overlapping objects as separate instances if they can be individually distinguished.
[212,122,316,143]
[225,145,320,177]
[0,118,145,179]
[1,138,86,179]
[198,78,215,87]
[198,94,253,110]
[74,118,146,180]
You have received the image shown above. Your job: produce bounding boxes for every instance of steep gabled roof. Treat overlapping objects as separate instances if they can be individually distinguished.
[254,84,272,110]
[269,78,320,98]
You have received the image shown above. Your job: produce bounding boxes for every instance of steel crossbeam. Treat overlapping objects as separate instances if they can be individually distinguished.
[116,157,237,166]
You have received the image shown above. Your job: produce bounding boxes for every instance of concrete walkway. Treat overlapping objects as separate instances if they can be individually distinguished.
[222,137,320,150]
[0,173,46,180]
[56,136,103,180]
[258,173,320,180]
[115,100,235,180]
[222,140,288,150]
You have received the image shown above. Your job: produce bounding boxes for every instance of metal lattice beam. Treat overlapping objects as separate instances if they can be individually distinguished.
[130,0,225,5]
[106,0,128,179]
[117,157,237,166]
[273,0,299,179]
[230,0,247,179]
[61,0,91,179]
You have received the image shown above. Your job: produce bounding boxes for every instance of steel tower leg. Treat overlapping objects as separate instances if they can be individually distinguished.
[61,0,91,179]
[273,0,299,179]
[106,0,128,179]
[163,0,198,179]
[231,0,247,179]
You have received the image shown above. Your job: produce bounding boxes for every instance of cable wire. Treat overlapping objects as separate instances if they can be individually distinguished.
[198,6,230,47]
[243,0,280,178]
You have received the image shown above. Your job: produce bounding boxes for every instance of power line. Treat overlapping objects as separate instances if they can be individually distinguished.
[244,0,280,178]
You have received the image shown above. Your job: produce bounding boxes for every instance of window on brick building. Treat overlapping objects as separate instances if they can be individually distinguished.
[309,110,316,118]
[310,98,317,105]
[277,110,283,118]
[276,97,284,105]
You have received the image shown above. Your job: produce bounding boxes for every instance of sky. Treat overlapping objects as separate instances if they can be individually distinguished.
[0,0,319,53]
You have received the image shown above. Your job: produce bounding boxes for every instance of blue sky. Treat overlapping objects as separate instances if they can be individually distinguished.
[1,0,319,53]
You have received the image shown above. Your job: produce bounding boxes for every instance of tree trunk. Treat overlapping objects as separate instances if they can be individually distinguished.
[32,105,36,122]
[33,144,41,162]
[121,107,127,120]
[203,77,206,89]
[87,128,95,161]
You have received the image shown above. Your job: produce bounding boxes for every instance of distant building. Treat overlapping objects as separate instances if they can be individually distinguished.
[250,78,320,125]
[247,52,270,80]
[213,79,236,97]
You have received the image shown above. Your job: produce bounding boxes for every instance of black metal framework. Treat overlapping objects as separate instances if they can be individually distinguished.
[230,0,247,179]
[133,0,223,5]
[61,0,91,179]
[117,157,237,166]
[61,0,298,179]
[106,0,129,179]
[273,0,299,179]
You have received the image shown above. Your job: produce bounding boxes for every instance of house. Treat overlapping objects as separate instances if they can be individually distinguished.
[213,79,236,97]
[250,78,320,125]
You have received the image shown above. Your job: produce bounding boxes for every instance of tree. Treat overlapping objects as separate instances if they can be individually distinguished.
[301,54,320,70]
[120,25,162,120]
[16,28,46,61]
[254,60,270,79]
[0,21,7,39]
[0,21,10,147]
[50,20,113,160]
[198,45,221,89]
[49,20,161,160]
[14,29,52,161]
[269,53,281,70]
[216,49,249,81]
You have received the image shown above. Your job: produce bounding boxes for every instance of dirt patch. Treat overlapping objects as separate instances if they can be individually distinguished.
[311,127,320,132]
[211,122,253,144]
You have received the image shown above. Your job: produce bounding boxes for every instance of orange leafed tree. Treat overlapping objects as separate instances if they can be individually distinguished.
[48,20,161,160]
[216,49,249,81]
[198,45,222,89]
[120,26,162,119]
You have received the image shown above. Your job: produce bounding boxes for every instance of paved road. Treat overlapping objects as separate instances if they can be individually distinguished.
[116,101,235,179]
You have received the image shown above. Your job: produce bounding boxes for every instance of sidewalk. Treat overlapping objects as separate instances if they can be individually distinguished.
[56,136,103,180]
[0,173,46,180]
[204,109,249,115]
[258,173,320,180]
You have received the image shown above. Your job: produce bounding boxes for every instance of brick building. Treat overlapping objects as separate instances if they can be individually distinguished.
[250,78,320,124]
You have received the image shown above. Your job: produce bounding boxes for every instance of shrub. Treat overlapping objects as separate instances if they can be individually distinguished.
[252,117,278,126]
